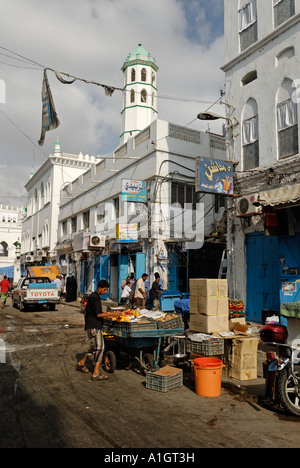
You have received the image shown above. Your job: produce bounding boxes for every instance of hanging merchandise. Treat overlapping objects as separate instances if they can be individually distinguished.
[38,69,60,146]
[229,299,245,318]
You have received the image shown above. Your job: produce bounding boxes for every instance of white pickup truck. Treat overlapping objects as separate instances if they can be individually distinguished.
[12,277,60,311]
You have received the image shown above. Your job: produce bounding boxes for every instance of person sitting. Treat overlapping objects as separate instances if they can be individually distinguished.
[120,280,134,305]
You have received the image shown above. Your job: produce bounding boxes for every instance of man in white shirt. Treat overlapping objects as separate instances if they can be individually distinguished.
[54,275,63,299]
[134,273,148,310]
[120,280,134,305]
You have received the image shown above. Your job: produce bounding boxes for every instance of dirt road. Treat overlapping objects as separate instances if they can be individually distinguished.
[0,301,299,450]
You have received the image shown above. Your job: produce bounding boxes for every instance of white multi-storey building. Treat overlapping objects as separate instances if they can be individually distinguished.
[0,205,22,281]
[222,0,300,323]
[56,45,227,302]
[21,140,97,273]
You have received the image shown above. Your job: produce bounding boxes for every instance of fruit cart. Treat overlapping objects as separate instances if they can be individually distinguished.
[102,314,184,374]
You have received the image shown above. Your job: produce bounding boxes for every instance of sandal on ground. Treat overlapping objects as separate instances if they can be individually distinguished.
[91,373,108,381]
[76,364,89,373]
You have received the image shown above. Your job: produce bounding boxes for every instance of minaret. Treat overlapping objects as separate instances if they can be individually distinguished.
[53,137,62,154]
[120,44,159,144]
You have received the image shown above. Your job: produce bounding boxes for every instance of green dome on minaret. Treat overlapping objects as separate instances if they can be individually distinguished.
[122,44,159,72]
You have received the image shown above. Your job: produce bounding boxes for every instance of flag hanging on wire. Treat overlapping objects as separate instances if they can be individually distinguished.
[38,69,60,146]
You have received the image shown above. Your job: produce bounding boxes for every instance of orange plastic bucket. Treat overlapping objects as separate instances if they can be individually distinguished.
[193,357,224,397]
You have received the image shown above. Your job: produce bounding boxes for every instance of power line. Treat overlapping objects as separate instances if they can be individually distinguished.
[0,61,42,70]
[0,45,45,69]
[0,109,48,159]
[0,44,218,107]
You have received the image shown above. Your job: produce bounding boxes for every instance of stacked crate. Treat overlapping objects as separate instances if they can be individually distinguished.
[189,279,229,334]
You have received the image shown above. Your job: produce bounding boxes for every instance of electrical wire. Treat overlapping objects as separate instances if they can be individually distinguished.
[0,45,219,107]
[0,45,45,69]
[0,109,48,159]
[0,61,42,70]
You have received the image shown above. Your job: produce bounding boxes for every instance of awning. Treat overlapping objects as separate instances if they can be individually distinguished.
[255,183,300,207]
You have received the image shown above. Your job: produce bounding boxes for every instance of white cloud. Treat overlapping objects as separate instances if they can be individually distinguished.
[0,0,225,205]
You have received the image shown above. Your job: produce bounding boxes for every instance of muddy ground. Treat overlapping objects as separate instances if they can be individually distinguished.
[0,300,299,451]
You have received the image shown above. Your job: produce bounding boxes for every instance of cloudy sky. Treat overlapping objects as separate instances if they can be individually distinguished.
[0,0,225,206]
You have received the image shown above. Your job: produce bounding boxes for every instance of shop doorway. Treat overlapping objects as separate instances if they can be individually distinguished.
[110,254,119,301]
[246,233,280,322]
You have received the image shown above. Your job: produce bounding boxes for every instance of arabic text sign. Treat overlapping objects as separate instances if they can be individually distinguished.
[196,157,234,195]
[116,224,138,243]
[121,179,147,203]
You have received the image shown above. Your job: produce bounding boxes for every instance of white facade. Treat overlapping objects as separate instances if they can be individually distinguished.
[222,0,300,301]
[54,44,228,300]
[21,140,97,267]
[0,205,22,279]
[57,118,226,298]
[120,44,158,144]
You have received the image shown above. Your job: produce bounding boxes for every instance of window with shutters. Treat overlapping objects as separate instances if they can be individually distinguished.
[239,0,258,52]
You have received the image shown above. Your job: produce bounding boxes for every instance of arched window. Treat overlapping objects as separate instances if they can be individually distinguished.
[277,78,298,159]
[0,241,8,257]
[34,189,38,212]
[274,0,295,29]
[242,98,259,170]
[141,89,147,103]
[276,47,295,67]
[239,0,257,52]
[130,89,135,103]
[131,69,136,82]
[152,72,155,86]
[40,182,44,209]
[141,68,147,82]
[241,70,257,86]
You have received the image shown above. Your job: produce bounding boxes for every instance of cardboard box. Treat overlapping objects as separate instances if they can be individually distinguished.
[189,278,228,297]
[190,296,228,316]
[230,337,259,381]
[190,314,229,334]
[229,317,246,331]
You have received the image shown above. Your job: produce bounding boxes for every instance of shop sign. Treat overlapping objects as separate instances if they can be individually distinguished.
[73,231,90,252]
[121,179,147,203]
[196,157,234,195]
[116,223,138,243]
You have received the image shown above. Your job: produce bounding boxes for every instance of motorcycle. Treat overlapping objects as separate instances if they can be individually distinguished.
[260,323,300,417]
[80,291,93,314]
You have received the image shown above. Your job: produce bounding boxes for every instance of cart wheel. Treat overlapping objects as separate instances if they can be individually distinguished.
[142,353,154,375]
[103,351,117,373]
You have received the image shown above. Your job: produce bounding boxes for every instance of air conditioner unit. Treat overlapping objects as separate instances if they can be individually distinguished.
[36,250,47,258]
[26,255,35,263]
[89,234,106,248]
[236,194,262,217]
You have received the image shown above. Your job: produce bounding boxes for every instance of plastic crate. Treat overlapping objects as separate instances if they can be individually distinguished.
[121,319,157,332]
[103,333,118,347]
[157,314,184,330]
[187,337,224,356]
[146,366,183,392]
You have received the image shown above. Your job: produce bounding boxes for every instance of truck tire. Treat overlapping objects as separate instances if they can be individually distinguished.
[20,300,28,312]
[49,304,56,311]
